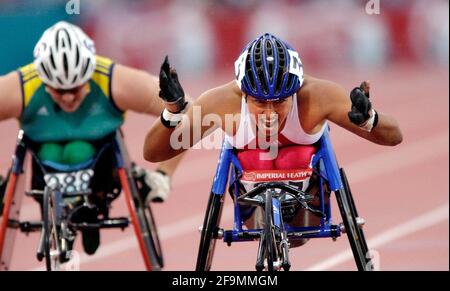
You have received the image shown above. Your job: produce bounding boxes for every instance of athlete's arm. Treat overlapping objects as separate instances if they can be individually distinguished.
[144,80,239,162]
[315,78,403,146]
[111,63,191,179]
[0,72,22,121]
[111,64,165,115]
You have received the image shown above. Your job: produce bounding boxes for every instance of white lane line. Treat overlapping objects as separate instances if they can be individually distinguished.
[345,133,448,183]
[27,131,448,270]
[305,203,449,271]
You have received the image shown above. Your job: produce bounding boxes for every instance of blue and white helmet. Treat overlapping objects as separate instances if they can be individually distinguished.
[33,21,96,90]
[235,33,304,101]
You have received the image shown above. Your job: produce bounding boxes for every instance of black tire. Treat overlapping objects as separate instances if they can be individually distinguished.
[339,168,372,270]
[42,187,51,270]
[196,193,223,271]
[132,183,164,270]
[0,170,11,215]
[143,204,164,268]
[335,169,372,271]
[43,187,60,271]
[264,190,276,271]
[340,169,370,252]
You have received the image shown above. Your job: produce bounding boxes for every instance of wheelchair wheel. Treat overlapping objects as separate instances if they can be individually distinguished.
[264,190,277,271]
[130,170,163,268]
[132,191,164,270]
[340,168,370,255]
[196,193,223,271]
[0,173,6,214]
[42,187,61,271]
[143,203,164,268]
[335,168,372,271]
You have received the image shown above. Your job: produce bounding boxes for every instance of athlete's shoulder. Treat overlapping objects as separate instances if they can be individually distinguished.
[198,80,238,100]
[193,80,241,116]
[298,75,347,119]
[91,55,116,98]
[205,80,241,106]
[94,55,114,75]
[16,63,44,108]
[18,63,40,82]
[299,75,345,100]
[221,80,242,100]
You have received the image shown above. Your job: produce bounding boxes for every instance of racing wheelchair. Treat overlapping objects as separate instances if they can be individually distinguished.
[0,130,163,271]
[196,127,373,271]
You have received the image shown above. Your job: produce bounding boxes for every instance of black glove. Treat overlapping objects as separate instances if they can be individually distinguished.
[159,55,186,113]
[348,82,372,126]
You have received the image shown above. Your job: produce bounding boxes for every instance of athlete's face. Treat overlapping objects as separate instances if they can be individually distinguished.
[46,84,89,112]
[246,95,292,137]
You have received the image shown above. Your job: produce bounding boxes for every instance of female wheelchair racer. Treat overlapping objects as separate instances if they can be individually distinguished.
[144,33,402,270]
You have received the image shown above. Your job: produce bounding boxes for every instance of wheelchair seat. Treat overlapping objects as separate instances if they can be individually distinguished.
[236,145,317,191]
[230,145,319,223]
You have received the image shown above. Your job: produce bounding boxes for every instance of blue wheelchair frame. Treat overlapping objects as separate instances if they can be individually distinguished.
[197,126,372,270]
[212,127,341,242]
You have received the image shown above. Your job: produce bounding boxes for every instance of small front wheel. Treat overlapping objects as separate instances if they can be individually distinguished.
[264,190,278,271]
[42,187,61,271]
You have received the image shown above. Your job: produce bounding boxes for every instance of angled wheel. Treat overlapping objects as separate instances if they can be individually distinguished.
[141,201,164,268]
[264,190,276,271]
[131,179,164,270]
[196,192,224,271]
[42,187,61,271]
[0,174,6,214]
[335,168,372,271]
[340,168,370,254]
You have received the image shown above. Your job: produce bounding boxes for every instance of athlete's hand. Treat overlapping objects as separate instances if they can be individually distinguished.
[144,170,171,203]
[348,80,372,126]
[132,164,171,203]
[159,55,186,113]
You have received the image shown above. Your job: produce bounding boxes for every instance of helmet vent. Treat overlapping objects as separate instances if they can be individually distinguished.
[63,53,69,79]
[257,69,266,94]
[75,45,80,67]
[245,52,256,90]
[40,63,53,81]
[247,69,256,90]
[266,40,273,56]
[55,30,59,51]
[275,70,284,95]
[266,40,275,81]
[286,73,294,91]
[81,58,91,78]
[49,49,56,70]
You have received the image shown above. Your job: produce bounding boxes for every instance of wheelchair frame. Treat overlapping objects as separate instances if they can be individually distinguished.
[0,130,162,271]
[196,127,373,271]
